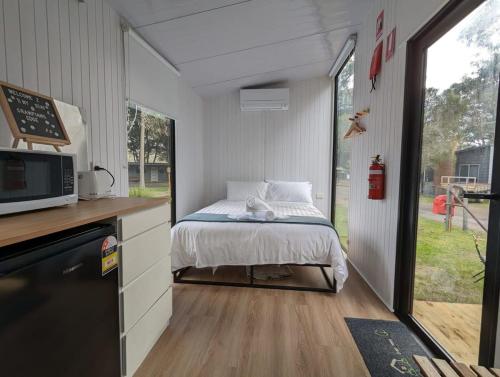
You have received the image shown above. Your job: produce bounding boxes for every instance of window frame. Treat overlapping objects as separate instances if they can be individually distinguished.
[459,163,481,179]
[331,50,355,250]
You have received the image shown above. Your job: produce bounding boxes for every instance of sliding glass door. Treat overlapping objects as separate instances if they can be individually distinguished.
[397,0,500,366]
[332,53,355,249]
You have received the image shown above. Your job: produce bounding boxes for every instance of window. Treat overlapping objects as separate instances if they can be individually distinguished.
[127,102,176,221]
[332,52,355,249]
[459,164,469,177]
[459,164,480,180]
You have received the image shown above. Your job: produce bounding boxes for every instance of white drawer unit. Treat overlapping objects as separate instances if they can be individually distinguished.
[120,222,171,286]
[122,256,172,333]
[118,203,172,377]
[119,203,170,241]
[123,288,173,377]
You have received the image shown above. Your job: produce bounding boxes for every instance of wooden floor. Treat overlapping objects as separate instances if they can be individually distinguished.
[135,264,396,377]
[413,300,481,365]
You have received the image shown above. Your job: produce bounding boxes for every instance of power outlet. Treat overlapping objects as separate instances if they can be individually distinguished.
[316,193,325,200]
[90,161,102,171]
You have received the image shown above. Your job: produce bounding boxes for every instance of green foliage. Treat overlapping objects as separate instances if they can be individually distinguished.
[422,0,499,171]
[129,185,171,199]
[334,201,349,249]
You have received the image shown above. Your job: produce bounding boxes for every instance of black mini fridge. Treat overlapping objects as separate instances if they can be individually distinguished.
[0,224,121,377]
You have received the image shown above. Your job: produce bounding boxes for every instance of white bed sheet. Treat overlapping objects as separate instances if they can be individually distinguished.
[171,200,348,290]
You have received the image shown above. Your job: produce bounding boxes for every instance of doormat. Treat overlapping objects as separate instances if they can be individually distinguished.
[345,318,431,377]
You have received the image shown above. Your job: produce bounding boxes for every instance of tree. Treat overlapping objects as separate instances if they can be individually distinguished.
[421,0,499,180]
[128,107,171,164]
[127,105,171,188]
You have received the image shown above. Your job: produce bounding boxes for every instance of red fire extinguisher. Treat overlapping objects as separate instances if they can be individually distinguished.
[368,155,385,200]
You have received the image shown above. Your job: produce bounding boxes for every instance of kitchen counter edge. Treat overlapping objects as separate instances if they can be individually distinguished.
[0,197,169,248]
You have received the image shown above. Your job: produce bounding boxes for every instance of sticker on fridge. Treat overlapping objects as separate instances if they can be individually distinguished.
[101,236,118,276]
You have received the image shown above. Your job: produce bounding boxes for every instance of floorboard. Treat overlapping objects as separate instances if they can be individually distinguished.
[413,300,481,365]
[134,263,396,377]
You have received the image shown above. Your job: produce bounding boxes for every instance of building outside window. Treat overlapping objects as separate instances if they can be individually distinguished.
[127,102,175,200]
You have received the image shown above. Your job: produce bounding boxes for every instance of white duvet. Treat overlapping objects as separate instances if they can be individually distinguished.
[171,200,348,290]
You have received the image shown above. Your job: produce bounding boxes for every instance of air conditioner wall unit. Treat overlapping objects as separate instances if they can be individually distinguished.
[240,88,289,111]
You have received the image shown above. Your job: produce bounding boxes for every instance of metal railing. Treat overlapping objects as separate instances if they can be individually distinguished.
[441,176,477,190]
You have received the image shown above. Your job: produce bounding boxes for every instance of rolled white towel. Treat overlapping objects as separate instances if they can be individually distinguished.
[228,210,275,221]
[251,210,275,221]
[246,196,273,212]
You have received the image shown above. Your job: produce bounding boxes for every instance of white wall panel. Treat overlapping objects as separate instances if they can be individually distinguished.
[204,77,332,216]
[348,0,447,309]
[0,0,5,81]
[3,0,23,86]
[69,0,82,107]
[47,0,62,99]
[59,0,72,104]
[19,0,37,91]
[0,0,8,143]
[34,0,51,95]
[0,0,128,195]
[176,81,205,218]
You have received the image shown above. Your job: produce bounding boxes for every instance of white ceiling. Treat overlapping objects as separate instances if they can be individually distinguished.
[107,0,370,97]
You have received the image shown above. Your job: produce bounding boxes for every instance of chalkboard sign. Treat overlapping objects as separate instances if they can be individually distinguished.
[0,81,70,150]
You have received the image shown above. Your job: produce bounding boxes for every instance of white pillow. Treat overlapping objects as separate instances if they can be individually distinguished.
[266,180,313,203]
[226,181,268,201]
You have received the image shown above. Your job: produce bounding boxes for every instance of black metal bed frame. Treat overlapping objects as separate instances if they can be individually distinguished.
[173,264,337,293]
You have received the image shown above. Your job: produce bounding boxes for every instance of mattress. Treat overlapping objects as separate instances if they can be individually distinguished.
[171,200,348,290]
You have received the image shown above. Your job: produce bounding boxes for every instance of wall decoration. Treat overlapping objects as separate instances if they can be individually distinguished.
[386,27,396,62]
[344,109,369,139]
[376,10,384,40]
[0,81,70,151]
[369,41,384,92]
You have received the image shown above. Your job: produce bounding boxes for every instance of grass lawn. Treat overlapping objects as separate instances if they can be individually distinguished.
[129,185,170,199]
[415,216,486,304]
[334,203,348,249]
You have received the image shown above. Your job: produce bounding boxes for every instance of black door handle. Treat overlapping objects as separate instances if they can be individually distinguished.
[463,192,500,200]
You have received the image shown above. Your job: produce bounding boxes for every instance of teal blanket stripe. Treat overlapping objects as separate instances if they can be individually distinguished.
[177,212,335,230]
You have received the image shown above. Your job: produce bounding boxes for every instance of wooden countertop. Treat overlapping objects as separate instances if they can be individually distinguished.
[0,197,168,248]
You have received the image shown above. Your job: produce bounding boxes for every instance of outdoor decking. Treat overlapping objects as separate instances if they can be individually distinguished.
[414,300,481,365]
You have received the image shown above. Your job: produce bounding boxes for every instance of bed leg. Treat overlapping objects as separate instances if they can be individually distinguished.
[319,266,337,293]
[174,267,190,283]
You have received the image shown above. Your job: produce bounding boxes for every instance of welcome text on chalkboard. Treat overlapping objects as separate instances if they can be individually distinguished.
[0,81,70,151]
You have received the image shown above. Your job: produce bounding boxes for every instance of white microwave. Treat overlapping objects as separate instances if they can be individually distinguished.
[0,148,78,215]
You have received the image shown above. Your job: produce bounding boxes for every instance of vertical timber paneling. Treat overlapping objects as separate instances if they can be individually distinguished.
[348,0,448,309]
[0,0,128,195]
[34,0,50,95]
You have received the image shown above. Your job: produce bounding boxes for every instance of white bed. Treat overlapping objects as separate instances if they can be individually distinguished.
[171,200,348,291]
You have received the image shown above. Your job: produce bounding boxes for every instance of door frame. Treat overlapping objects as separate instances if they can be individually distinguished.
[394,0,500,366]
[170,121,177,225]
